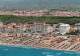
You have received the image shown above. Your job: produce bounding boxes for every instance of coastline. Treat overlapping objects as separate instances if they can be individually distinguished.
[0,42,79,52]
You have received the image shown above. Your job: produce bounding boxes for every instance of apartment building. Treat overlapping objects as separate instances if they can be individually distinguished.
[30,22,53,34]
[59,24,70,35]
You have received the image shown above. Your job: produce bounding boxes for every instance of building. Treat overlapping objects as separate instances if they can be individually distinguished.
[75,23,80,30]
[53,24,57,28]
[57,36,69,40]
[59,24,70,35]
[0,22,3,26]
[30,22,53,34]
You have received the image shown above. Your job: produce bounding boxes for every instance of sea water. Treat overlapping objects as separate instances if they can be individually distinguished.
[0,45,80,56]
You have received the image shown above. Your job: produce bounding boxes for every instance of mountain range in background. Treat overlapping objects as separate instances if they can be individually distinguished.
[0,0,80,11]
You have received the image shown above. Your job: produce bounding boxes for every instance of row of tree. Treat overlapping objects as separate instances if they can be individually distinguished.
[0,15,80,25]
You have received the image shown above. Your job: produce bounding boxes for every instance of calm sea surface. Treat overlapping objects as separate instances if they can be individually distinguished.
[0,45,80,56]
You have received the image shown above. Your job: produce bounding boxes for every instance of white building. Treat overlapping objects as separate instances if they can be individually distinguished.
[57,36,69,40]
[0,22,3,26]
[53,24,57,28]
[59,24,70,35]
[30,22,53,34]
[75,23,80,30]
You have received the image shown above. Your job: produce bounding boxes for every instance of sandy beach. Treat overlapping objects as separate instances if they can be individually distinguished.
[0,40,80,52]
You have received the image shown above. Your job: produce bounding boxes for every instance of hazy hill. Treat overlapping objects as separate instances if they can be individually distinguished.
[0,0,80,10]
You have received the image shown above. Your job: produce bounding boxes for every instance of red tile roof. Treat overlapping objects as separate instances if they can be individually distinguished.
[9,28,15,29]
[14,37,17,38]
[3,25,7,27]
[72,37,79,39]
[45,24,51,26]
[0,35,3,36]
[36,23,43,24]
[8,35,13,37]
[28,24,34,26]
[40,37,51,41]
[51,38,59,42]
[46,35,52,37]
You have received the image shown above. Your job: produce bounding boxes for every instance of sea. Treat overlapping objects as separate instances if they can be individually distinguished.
[0,45,80,56]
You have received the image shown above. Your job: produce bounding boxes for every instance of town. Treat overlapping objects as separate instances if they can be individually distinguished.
[0,9,80,17]
[0,21,80,52]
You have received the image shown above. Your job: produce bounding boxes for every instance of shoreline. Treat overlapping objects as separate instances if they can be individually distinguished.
[0,42,79,52]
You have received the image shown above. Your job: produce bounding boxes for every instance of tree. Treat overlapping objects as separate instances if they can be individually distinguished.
[66,30,79,35]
